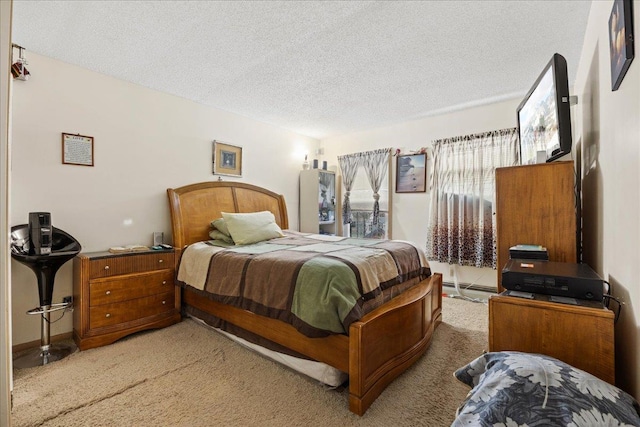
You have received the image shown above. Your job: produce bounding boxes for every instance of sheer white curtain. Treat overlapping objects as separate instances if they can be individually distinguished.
[360,148,391,226]
[337,154,361,225]
[426,128,519,268]
[338,148,392,239]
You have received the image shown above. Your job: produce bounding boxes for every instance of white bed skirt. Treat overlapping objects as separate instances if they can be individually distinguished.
[187,314,348,387]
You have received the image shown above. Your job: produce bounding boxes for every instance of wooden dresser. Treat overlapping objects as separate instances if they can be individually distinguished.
[495,161,577,292]
[489,293,615,384]
[73,249,181,350]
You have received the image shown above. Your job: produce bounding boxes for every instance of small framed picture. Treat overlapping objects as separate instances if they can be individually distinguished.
[395,153,427,193]
[609,0,635,91]
[212,140,242,177]
[62,133,94,166]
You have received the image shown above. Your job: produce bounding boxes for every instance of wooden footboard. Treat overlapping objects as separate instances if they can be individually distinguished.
[348,273,443,415]
[182,272,442,415]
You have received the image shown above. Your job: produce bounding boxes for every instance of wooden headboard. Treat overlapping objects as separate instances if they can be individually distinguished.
[167,181,289,249]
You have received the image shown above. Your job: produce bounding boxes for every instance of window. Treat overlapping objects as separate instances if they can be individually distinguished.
[338,148,391,239]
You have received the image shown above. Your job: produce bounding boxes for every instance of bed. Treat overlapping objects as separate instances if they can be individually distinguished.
[167,180,443,415]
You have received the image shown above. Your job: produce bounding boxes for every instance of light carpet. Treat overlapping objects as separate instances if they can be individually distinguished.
[11,296,488,426]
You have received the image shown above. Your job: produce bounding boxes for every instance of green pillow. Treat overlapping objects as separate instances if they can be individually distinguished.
[208,229,234,244]
[210,218,232,237]
[221,211,284,245]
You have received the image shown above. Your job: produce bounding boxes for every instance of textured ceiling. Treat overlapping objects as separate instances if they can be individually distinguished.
[11,1,591,139]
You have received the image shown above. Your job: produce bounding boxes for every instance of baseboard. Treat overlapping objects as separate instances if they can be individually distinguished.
[12,331,73,354]
[443,282,497,294]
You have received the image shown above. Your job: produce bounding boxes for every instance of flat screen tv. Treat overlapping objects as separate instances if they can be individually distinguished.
[517,53,572,165]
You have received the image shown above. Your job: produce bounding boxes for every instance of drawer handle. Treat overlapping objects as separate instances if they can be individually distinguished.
[158,259,164,263]
[162,300,166,305]
[105,313,111,318]
[104,265,110,270]
[105,290,111,295]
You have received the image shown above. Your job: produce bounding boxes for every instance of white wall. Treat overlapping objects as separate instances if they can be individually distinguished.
[321,98,521,289]
[572,0,640,399]
[10,53,319,345]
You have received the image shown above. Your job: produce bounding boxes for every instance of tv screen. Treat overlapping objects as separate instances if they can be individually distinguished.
[517,53,572,164]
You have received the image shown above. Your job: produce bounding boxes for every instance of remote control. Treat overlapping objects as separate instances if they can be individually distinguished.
[159,243,173,249]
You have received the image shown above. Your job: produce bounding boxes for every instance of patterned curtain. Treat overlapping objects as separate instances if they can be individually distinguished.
[337,154,361,224]
[360,148,391,226]
[426,128,519,268]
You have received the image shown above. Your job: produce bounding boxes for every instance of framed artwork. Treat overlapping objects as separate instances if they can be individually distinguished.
[62,133,94,166]
[609,0,635,91]
[395,153,426,193]
[212,140,242,177]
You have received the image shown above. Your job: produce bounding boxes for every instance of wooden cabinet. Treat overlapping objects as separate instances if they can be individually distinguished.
[299,169,337,235]
[495,161,577,291]
[73,249,181,350]
[489,293,615,384]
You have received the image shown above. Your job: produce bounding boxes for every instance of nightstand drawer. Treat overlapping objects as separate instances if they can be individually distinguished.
[89,269,174,306]
[89,291,175,329]
[89,252,174,278]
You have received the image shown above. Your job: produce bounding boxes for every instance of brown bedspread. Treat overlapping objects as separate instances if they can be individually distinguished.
[177,232,431,338]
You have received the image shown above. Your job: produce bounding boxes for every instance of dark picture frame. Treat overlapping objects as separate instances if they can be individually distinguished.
[395,153,426,193]
[212,140,242,177]
[609,0,635,91]
[62,132,94,166]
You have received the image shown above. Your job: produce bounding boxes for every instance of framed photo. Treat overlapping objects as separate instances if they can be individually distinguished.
[62,133,94,166]
[395,153,426,193]
[212,140,242,177]
[609,0,635,91]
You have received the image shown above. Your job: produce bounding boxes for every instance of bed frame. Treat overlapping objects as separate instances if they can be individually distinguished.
[167,181,443,415]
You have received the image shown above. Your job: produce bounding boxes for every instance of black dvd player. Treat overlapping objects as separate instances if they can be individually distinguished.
[502,259,604,302]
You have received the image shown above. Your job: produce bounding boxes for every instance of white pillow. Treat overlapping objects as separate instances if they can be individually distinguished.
[221,211,284,245]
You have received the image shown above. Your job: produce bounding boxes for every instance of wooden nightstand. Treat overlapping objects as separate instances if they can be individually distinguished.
[73,249,181,350]
[489,293,615,384]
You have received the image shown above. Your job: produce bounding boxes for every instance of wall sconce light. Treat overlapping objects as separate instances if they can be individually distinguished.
[11,44,30,81]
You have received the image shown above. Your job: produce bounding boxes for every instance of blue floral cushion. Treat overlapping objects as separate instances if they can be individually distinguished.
[452,352,640,427]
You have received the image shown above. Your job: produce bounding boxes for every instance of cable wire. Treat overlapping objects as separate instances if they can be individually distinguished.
[448,264,488,304]
[603,293,622,323]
